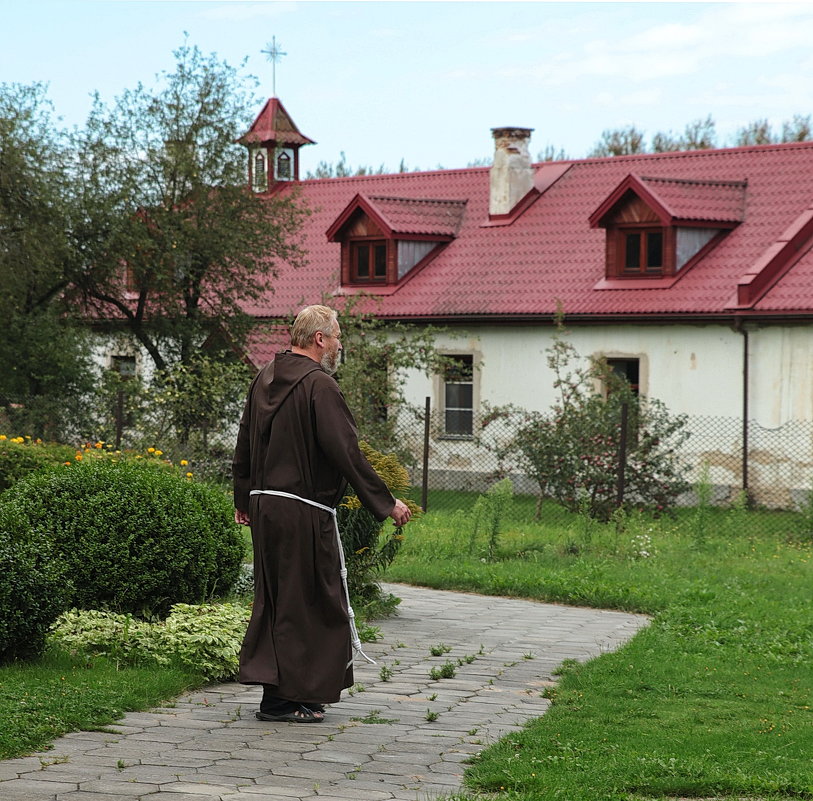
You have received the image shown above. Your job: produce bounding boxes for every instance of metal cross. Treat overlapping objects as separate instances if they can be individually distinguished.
[261,37,287,97]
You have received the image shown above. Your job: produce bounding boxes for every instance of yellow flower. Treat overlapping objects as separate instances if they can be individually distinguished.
[186,472,193,478]
[147,447,156,454]
[0,435,6,440]
[75,453,83,461]
[180,459,188,467]
[95,441,103,449]
[154,449,163,457]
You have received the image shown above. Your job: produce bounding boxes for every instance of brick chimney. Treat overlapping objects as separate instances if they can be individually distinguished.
[489,127,534,216]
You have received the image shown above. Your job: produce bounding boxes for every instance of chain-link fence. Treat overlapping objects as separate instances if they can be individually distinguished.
[391,401,813,536]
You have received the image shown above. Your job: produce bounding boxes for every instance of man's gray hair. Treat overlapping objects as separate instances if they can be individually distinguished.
[290,305,338,348]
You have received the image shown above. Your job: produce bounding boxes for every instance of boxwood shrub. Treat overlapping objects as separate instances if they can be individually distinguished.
[0,437,76,493]
[1,459,244,617]
[0,508,69,662]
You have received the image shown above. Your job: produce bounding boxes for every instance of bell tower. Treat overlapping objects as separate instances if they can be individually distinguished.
[238,98,315,191]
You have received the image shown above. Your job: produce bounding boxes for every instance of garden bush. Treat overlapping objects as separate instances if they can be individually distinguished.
[0,436,76,493]
[0,510,69,662]
[0,458,244,617]
[337,442,419,603]
[50,603,251,681]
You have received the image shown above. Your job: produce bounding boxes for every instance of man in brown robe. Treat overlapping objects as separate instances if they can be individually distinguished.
[233,305,411,723]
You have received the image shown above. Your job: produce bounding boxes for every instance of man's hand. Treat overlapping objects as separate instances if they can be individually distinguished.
[389,499,411,527]
[234,509,250,526]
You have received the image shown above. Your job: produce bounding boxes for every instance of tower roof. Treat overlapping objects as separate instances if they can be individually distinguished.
[238,97,315,147]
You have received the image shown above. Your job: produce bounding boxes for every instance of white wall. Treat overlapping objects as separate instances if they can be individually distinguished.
[401,323,748,421]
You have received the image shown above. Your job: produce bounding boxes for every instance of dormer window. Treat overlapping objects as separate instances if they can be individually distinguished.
[622,227,664,274]
[326,194,467,290]
[590,174,746,286]
[351,240,388,282]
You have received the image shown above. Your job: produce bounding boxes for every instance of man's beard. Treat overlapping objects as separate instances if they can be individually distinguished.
[321,349,340,375]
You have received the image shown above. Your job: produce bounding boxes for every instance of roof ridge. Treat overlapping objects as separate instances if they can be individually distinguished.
[575,139,813,167]
[298,165,490,184]
[369,195,468,206]
[640,175,748,188]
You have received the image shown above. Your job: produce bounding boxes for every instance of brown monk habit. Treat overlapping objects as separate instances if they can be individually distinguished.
[233,351,395,704]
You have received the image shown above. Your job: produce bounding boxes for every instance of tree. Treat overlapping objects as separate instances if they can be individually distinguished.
[652,116,718,152]
[483,325,690,521]
[333,299,452,460]
[0,82,94,438]
[305,151,392,178]
[588,125,646,157]
[68,40,309,373]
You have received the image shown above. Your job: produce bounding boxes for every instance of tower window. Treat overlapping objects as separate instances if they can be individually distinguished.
[276,150,292,181]
[253,152,266,191]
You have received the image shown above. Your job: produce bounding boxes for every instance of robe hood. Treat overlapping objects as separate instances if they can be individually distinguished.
[255,351,324,438]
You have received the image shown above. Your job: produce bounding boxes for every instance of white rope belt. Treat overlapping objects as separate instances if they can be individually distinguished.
[249,489,375,666]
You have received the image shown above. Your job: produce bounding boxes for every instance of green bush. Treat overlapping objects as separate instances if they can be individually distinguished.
[0,459,244,617]
[0,437,76,493]
[50,602,251,681]
[0,511,69,662]
[337,442,418,603]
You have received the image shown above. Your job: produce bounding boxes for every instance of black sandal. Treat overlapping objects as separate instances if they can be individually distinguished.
[255,702,323,723]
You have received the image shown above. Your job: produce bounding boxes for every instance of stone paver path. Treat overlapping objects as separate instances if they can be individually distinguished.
[0,583,649,801]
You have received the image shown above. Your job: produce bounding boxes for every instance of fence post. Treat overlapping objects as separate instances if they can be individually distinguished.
[616,401,629,508]
[421,396,430,512]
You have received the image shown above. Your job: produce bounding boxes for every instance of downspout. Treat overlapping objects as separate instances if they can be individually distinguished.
[740,322,750,501]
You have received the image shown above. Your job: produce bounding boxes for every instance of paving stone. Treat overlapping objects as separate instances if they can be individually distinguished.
[76,779,162,795]
[0,585,648,801]
[0,778,76,798]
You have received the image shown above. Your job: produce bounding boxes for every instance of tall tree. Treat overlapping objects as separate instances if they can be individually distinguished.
[68,41,309,372]
[652,116,718,152]
[588,125,646,157]
[0,82,93,437]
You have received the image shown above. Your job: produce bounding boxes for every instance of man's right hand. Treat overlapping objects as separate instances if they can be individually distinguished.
[234,509,250,526]
[390,499,412,527]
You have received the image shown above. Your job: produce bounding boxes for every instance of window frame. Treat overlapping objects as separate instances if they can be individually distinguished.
[349,239,389,284]
[619,225,666,275]
[438,353,477,439]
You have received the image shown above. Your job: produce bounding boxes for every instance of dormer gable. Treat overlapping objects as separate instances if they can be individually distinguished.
[590,173,746,282]
[327,194,466,287]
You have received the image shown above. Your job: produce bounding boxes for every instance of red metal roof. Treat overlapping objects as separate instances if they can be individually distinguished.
[238,98,315,147]
[242,141,813,327]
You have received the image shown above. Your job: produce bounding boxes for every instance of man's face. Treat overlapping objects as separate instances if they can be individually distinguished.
[320,323,342,375]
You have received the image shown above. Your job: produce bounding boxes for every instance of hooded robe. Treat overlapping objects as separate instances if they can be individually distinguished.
[233,351,395,704]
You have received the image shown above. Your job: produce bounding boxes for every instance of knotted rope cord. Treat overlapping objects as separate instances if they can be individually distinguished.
[249,489,375,666]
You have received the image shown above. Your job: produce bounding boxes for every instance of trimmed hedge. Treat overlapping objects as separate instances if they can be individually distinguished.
[1,459,244,617]
[0,511,69,662]
[0,437,75,493]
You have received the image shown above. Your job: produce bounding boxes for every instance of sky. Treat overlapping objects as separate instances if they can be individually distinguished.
[3,1,813,174]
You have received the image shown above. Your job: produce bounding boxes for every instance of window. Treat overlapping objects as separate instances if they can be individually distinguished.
[606,358,640,395]
[622,229,664,274]
[276,150,291,180]
[350,241,388,282]
[111,355,136,379]
[443,355,474,437]
[253,152,266,191]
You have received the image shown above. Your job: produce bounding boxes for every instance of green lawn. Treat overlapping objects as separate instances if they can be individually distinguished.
[0,649,201,760]
[385,495,813,801]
